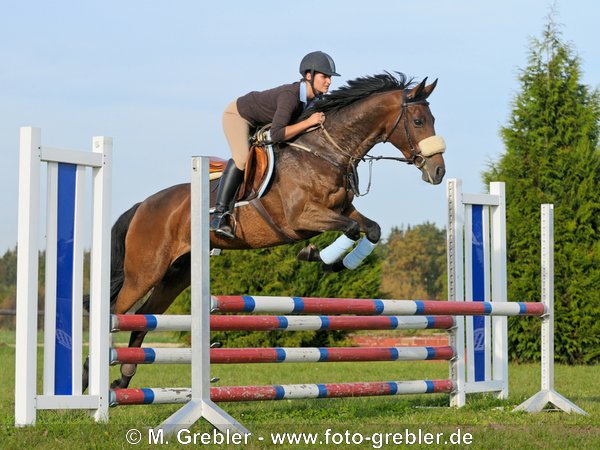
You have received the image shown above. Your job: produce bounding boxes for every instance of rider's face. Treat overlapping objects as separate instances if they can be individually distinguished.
[307,72,332,97]
[313,72,332,93]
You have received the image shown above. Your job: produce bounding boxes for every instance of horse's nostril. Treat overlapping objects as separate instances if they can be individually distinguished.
[437,166,446,179]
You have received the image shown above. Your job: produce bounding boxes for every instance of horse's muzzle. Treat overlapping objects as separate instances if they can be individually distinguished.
[418,135,446,185]
[422,163,445,185]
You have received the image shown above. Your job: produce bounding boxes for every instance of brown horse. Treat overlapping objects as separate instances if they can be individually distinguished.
[84,72,446,390]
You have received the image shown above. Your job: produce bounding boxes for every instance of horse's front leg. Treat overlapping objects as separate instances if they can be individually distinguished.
[338,206,381,270]
[292,204,376,271]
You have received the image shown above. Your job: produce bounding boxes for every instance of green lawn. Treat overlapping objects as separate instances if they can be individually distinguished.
[1,330,598,449]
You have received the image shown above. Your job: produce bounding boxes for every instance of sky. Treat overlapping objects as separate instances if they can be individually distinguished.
[1,1,599,254]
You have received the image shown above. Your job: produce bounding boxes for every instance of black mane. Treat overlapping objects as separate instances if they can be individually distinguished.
[302,71,415,118]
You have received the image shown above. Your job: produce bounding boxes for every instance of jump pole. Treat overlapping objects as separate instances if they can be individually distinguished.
[513,205,587,414]
[155,156,249,435]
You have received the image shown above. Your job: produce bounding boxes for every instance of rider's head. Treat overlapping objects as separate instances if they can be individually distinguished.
[299,51,340,98]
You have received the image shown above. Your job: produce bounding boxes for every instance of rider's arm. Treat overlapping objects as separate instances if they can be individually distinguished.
[270,91,323,142]
[282,114,324,141]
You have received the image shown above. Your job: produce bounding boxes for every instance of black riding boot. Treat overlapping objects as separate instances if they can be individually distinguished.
[210,159,245,239]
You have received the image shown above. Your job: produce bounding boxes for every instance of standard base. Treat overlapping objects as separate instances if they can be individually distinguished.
[513,389,587,415]
[157,399,250,436]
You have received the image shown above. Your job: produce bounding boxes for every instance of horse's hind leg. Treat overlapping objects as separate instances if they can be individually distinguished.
[82,276,156,392]
[111,255,191,389]
[297,243,322,262]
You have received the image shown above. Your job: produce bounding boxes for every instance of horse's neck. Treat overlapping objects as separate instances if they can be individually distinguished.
[291,92,397,165]
[326,102,389,161]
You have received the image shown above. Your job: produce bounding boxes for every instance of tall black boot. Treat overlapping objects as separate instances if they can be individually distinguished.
[210,159,245,239]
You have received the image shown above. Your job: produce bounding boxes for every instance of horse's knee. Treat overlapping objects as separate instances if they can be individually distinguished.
[121,363,137,377]
[344,221,361,241]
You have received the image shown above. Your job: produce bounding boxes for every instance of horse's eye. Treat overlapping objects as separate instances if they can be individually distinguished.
[414,118,424,127]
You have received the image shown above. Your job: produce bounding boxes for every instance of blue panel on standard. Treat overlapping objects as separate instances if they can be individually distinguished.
[471,205,486,382]
[55,163,77,395]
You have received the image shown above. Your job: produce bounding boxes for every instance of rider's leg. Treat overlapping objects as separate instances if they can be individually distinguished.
[210,159,244,238]
[211,101,250,238]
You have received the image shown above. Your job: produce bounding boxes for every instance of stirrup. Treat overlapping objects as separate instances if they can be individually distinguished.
[211,211,236,239]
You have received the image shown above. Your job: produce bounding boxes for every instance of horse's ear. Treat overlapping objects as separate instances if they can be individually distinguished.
[420,78,438,100]
[408,77,427,100]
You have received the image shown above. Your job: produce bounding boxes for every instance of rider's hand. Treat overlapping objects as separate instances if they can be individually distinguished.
[308,112,325,127]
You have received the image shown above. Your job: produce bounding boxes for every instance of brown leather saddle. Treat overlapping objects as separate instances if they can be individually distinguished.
[209,144,274,202]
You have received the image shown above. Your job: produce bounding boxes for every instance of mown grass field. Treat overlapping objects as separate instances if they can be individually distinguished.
[0,330,598,449]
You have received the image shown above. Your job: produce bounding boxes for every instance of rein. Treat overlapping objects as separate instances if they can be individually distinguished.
[287,90,433,197]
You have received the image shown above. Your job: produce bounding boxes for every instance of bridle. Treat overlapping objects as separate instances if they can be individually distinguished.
[380,89,430,169]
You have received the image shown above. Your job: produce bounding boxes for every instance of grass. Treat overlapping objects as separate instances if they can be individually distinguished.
[1,329,599,449]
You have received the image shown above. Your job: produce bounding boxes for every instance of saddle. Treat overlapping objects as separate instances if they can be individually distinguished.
[209,144,274,203]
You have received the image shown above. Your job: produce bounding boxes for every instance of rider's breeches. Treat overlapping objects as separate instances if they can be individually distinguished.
[222,101,252,170]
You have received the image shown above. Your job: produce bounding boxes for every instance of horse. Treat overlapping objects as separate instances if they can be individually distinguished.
[84,72,446,391]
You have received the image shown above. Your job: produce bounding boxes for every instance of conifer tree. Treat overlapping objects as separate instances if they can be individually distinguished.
[483,13,600,363]
[381,223,446,301]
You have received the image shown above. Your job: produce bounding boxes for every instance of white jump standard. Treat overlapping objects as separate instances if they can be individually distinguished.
[14,127,112,426]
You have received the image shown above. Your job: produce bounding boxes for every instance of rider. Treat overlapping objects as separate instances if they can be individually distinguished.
[210,51,341,238]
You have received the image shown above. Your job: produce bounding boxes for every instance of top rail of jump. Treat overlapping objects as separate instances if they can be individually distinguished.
[211,296,546,316]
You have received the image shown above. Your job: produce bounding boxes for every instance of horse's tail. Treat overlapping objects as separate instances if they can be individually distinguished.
[110,202,141,307]
[81,202,141,312]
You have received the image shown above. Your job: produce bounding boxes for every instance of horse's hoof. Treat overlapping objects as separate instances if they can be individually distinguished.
[297,244,320,262]
[323,260,346,273]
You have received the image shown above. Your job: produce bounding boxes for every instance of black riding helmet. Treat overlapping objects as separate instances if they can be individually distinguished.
[299,51,340,78]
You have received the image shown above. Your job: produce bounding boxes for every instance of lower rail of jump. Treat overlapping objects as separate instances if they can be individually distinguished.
[110,380,456,405]
[111,314,456,332]
[110,345,456,365]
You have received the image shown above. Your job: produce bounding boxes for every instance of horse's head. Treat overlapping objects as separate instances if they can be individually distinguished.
[384,78,446,185]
